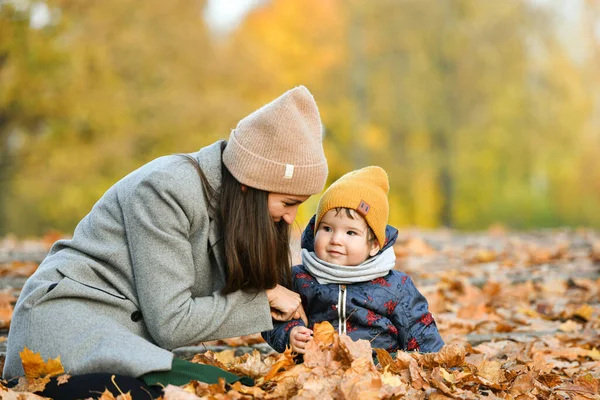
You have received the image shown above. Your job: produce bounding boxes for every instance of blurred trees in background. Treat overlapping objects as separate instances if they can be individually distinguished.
[1,0,599,236]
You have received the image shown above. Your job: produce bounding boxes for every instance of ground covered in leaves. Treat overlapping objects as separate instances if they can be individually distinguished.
[0,228,599,399]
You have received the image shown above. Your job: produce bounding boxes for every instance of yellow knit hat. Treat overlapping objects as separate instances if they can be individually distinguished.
[315,166,389,247]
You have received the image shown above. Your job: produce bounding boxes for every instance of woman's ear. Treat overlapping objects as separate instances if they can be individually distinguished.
[369,242,381,257]
[241,184,248,193]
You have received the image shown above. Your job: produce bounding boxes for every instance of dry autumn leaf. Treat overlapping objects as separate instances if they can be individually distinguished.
[162,384,200,400]
[4,230,600,399]
[12,376,51,393]
[312,320,336,347]
[56,374,71,385]
[19,346,64,379]
[0,386,49,400]
[190,351,227,370]
[574,304,595,321]
[262,347,296,382]
[0,290,15,329]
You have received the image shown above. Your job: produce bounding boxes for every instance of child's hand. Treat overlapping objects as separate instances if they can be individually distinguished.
[289,326,313,354]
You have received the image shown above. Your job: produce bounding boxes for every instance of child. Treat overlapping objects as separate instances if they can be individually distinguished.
[262,166,444,354]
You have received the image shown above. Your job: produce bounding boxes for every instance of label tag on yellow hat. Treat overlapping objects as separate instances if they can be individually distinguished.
[357,200,370,216]
[284,164,294,179]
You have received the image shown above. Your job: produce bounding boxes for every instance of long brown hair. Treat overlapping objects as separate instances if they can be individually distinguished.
[180,144,292,294]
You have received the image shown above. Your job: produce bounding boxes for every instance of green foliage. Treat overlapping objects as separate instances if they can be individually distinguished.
[0,0,599,235]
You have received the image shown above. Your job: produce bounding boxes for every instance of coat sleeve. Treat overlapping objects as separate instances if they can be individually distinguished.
[391,275,444,353]
[261,319,305,353]
[120,168,272,350]
[261,268,307,353]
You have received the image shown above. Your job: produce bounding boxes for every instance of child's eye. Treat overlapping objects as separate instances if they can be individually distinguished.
[283,202,293,207]
[347,231,357,236]
[321,226,332,232]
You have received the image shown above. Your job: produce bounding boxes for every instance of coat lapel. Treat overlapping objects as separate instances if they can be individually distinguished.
[195,140,227,274]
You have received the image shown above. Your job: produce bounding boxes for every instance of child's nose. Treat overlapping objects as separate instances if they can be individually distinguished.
[330,231,343,244]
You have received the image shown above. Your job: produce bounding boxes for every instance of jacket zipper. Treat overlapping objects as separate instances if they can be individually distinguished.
[338,284,347,335]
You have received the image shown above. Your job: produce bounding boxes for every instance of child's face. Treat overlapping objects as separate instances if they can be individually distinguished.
[314,209,380,266]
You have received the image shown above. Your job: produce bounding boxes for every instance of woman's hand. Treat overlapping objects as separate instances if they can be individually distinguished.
[289,326,313,354]
[265,284,308,325]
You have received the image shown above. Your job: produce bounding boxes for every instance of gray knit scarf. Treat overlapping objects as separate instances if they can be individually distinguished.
[301,247,396,284]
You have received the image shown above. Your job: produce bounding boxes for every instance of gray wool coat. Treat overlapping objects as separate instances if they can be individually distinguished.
[3,141,273,379]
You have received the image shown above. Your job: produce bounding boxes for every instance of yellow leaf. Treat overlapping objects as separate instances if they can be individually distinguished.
[440,367,456,384]
[19,346,65,379]
[588,348,600,361]
[214,349,236,366]
[574,304,594,322]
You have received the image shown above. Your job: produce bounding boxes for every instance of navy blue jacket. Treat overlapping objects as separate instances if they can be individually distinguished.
[262,216,444,354]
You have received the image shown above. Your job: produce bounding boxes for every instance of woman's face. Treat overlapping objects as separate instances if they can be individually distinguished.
[267,193,310,225]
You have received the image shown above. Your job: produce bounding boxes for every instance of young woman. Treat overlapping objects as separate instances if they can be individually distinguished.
[3,86,328,398]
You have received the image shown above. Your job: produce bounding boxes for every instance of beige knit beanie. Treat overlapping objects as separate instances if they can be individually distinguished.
[222,86,328,196]
[315,166,390,247]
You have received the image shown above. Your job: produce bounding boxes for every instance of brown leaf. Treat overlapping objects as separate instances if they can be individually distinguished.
[12,376,51,393]
[97,389,117,400]
[421,343,466,369]
[229,350,269,379]
[56,374,71,385]
[303,338,338,369]
[379,371,408,397]
[428,393,455,400]
[230,381,266,397]
[0,290,15,329]
[435,344,466,368]
[510,373,535,395]
[338,335,374,364]
[373,348,396,372]
[556,373,600,395]
[537,373,563,388]
[474,359,507,389]
[187,377,228,397]
[340,359,382,400]
[559,320,581,333]
[429,367,454,395]
[394,350,417,369]
[162,383,203,399]
[191,351,228,370]
[408,357,428,390]
[0,385,49,399]
[262,347,296,382]
[313,321,336,347]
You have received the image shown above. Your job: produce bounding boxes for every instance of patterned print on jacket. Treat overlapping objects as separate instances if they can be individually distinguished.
[262,215,444,354]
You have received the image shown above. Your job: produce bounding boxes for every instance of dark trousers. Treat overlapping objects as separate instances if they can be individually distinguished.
[7,373,163,400]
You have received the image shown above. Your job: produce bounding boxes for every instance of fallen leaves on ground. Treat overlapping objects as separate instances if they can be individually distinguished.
[2,347,69,397]
[171,321,600,399]
[0,229,599,398]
